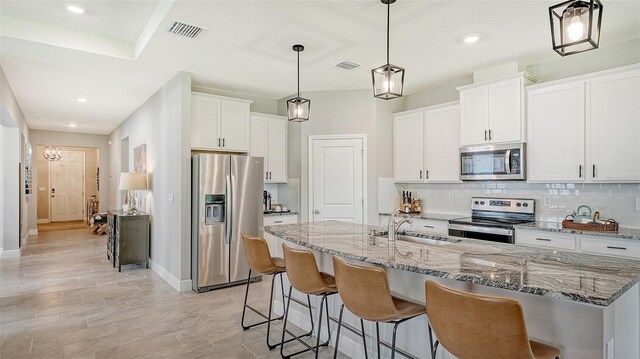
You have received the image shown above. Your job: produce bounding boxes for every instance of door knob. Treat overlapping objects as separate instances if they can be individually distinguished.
[314,210,320,214]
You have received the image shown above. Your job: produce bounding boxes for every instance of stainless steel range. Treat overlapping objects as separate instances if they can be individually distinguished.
[448,197,535,244]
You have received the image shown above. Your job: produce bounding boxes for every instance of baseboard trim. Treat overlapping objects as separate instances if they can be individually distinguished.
[274,298,371,358]
[28,229,38,236]
[37,219,50,224]
[149,259,192,293]
[0,249,21,258]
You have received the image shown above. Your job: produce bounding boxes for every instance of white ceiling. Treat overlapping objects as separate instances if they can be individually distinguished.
[1,0,639,135]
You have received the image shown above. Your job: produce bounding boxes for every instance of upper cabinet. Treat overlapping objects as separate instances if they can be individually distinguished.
[527,64,640,183]
[191,92,251,152]
[250,113,287,183]
[393,102,461,183]
[458,73,536,146]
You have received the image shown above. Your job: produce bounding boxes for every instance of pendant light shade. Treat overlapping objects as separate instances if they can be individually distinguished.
[287,44,310,122]
[549,0,603,57]
[43,145,63,161]
[372,0,404,100]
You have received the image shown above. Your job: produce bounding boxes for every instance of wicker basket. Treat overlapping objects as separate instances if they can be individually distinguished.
[562,215,619,232]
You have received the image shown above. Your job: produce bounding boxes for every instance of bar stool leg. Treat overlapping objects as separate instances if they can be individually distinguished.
[265,272,281,349]
[280,286,294,358]
[333,304,345,359]
[313,295,326,359]
[241,269,254,330]
[428,324,439,359]
[360,318,369,359]
[376,322,381,358]
[390,321,402,359]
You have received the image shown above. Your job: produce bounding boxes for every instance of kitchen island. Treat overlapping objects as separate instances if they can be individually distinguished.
[263,221,640,359]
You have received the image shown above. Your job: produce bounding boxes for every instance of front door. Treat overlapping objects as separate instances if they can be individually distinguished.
[310,136,365,224]
[50,151,84,222]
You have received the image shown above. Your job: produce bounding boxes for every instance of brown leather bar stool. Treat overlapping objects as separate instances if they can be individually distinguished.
[280,244,338,359]
[332,256,425,359]
[425,280,561,359]
[240,233,313,350]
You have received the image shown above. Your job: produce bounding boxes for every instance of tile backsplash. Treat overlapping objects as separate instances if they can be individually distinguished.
[382,179,640,228]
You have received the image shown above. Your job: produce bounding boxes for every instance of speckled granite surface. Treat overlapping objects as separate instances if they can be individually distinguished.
[264,211,299,217]
[515,222,640,241]
[264,221,640,306]
[379,212,463,221]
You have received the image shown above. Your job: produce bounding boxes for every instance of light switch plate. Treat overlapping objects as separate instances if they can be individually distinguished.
[168,194,174,204]
[448,193,455,203]
[543,196,552,208]
[635,197,640,212]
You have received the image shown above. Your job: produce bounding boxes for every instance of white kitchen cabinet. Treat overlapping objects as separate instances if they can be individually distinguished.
[458,73,534,146]
[516,230,577,251]
[393,102,460,183]
[580,236,640,260]
[393,111,424,182]
[264,214,298,226]
[191,92,251,151]
[250,113,287,183]
[527,81,586,182]
[410,219,448,236]
[589,68,640,182]
[424,104,461,183]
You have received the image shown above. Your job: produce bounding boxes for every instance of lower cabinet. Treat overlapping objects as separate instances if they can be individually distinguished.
[264,214,298,226]
[516,230,577,251]
[580,236,640,260]
[379,215,448,236]
[107,210,150,272]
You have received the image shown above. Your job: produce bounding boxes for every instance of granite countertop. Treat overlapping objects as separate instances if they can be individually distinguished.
[379,212,463,221]
[264,211,299,217]
[264,221,640,306]
[515,222,640,241]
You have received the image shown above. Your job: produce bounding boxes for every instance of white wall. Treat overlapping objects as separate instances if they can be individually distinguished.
[108,72,192,291]
[2,126,21,251]
[28,130,110,228]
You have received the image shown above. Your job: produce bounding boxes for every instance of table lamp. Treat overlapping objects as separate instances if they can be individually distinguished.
[119,172,147,215]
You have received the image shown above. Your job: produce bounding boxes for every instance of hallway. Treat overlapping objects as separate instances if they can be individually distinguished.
[0,229,338,359]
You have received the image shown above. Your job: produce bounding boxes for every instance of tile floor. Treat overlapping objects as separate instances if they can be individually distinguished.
[0,229,345,358]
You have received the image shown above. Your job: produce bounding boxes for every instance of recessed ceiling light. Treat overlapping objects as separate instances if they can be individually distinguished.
[69,123,77,127]
[76,97,87,103]
[66,5,85,14]
[463,34,481,44]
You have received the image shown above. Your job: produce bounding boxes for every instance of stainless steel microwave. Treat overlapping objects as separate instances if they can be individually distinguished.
[460,142,525,181]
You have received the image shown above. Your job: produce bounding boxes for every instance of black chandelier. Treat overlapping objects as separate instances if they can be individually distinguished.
[549,0,603,57]
[372,0,404,100]
[287,44,310,122]
[43,145,63,161]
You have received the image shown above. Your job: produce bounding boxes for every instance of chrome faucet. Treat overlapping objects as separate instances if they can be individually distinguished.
[388,210,412,242]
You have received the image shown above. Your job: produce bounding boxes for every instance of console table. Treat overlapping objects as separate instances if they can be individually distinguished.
[107,210,150,272]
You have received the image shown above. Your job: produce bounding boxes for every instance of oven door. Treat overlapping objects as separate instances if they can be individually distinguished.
[448,223,514,244]
[460,143,525,181]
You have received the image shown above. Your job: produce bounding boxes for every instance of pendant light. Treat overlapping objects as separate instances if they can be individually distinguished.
[372,0,404,100]
[549,0,603,57]
[287,44,310,122]
[43,145,63,161]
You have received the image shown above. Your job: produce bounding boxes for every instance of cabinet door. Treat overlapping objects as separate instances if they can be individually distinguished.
[459,86,489,145]
[220,100,250,152]
[589,69,640,182]
[527,81,585,182]
[425,105,461,182]
[191,93,221,150]
[393,112,425,182]
[267,117,287,183]
[488,77,522,143]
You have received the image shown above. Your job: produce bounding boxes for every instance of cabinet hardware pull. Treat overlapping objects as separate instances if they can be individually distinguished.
[222,138,225,147]
[484,130,488,141]
[274,221,283,224]
[424,225,434,228]
[606,246,627,250]
[579,165,582,178]
[269,172,271,180]
[419,170,422,179]
[426,170,429,179]
[592,164,596,178]
[488,129,492,140]
[536,238,552,242]
[266,171,269,180]
[218,138,221,147]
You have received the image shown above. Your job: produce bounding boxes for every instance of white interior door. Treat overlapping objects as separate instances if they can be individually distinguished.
[310,136,365,224]
[50,151,84,222]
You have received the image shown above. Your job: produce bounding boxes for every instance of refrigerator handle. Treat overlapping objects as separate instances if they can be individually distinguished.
[225,175,232,244]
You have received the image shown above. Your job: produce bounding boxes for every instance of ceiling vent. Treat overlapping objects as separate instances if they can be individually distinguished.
[336,61,360,70]
[167,21,206,39]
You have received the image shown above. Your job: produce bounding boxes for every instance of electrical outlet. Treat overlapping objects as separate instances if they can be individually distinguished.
[543,196,552,208]
[606,337,614,359]
[636,197,640,212]
[449,193,455,203]
[168,194,174,204]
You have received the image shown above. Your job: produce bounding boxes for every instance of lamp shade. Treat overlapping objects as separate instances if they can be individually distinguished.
[119,172,147,191]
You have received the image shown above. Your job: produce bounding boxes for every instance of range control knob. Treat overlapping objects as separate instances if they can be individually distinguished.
[516,202,521,207]
[523,203,529,207]
[474,201,479,205]
[480,201,485,205]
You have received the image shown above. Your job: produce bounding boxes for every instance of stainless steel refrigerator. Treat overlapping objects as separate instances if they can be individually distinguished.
[191,154,263,292]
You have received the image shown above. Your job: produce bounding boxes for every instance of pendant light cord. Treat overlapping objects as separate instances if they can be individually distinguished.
[297,50,300,98]
[386,0,390,65]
